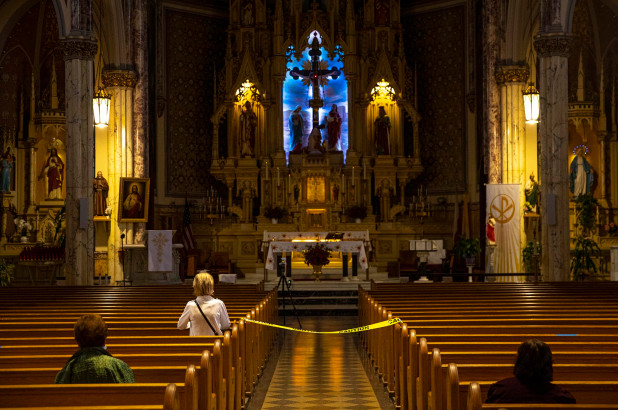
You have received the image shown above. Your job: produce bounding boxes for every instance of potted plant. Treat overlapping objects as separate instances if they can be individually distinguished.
[0,258,15,287]
[453,236,481,266]
[571,193,601,281]
[264,206,285,223]
[522,241,541,274]
[303,242,331,281]
[347,205,367,223]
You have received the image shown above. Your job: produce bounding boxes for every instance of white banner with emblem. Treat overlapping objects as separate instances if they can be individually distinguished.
[486,184,522,281]
[148,230,173,272]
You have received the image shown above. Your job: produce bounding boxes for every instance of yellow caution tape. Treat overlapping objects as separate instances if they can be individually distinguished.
[244,317,402,334]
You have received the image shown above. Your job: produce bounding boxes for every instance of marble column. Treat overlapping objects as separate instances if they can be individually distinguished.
[131,0,149,244]
[534,33,573,282]
[496,65,529,256]
[61,35,97,286]
[103,69,137,282]
[483,0,502,184]
[496,66,528,184]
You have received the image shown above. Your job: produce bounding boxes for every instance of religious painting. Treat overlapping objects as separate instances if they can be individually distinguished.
[119,178,150,222]
[283,31,348,160]
[306,176,326,203]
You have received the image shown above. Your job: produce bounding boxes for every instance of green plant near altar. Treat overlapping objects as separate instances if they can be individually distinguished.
[453,236,481,258]
[0,258,15,287]
[571,193,601,281]
[303,242,331,267]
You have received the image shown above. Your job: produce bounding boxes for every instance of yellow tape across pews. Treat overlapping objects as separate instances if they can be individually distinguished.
[244,317,402,334]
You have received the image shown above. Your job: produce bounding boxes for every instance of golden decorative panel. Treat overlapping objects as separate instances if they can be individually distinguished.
[306,177,326,203]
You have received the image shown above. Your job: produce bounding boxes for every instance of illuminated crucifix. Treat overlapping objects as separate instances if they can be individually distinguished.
[290,34,340,130]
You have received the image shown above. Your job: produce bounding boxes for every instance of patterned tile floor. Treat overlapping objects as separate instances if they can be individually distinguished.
[248,316,392,409]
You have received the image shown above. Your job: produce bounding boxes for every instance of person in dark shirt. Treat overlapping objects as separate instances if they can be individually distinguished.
[55,314,135,383]
[486,339,576,404]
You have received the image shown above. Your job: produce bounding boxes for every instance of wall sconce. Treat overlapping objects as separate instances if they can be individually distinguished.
[523,83,540,124]
[371,78,395,105]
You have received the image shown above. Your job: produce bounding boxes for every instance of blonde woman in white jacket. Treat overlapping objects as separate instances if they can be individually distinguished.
[177,272,231,336]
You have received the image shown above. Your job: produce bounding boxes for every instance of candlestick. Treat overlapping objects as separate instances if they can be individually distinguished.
[352,166,355,186]
[265,161,269,180]
[277,168,280,186]
[341,173,345,193]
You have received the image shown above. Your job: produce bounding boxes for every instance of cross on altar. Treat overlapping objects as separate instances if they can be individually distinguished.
[290,34,340,130]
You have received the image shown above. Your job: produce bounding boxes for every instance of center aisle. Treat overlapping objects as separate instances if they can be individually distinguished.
[251,316,389,409]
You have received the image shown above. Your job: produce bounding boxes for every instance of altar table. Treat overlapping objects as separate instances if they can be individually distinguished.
[265,241,368,278]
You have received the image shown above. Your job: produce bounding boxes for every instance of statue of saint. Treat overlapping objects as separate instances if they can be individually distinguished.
[486,216,496,245]
[524,172,539,213]
[569,147,593,197]
[332,184,339,202]
[93,171,109,216]
[289,106,304,153]
[241,0,254,26]
[326,104,342,151]
[293,185,300,204]
[1,147,14,193]
[375,0,390,26]
[38,148,64,199]
[239,101,257,157]
[307,127,324,154]
[375,106,391,155]
[241,181,254,222]
[379,179,392,222]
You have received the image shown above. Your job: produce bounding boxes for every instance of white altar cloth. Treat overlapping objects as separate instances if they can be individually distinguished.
[265,241,368,270]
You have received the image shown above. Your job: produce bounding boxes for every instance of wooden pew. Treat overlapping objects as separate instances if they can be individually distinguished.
[0,285,278,410]
[358,284,618,410]
[0,366,197,410]
[0,382,181,410]
[431,351,618,410]
[466,381,618,410]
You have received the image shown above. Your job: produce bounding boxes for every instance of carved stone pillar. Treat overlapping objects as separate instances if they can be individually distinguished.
[103,69,137,282]
[534,33,573,282]
[61,35,97,286]
[483,0,502,184]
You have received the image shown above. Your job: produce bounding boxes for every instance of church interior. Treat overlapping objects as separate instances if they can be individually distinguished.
[3,1,618,409]
[1,0,618,285]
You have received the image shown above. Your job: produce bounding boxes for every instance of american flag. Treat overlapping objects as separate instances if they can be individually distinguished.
[182,198,196,251]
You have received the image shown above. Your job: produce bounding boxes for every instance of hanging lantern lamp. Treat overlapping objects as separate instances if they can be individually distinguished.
[523,82,540,124]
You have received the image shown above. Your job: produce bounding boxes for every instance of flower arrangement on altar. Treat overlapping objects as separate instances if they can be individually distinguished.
[303,242,331,267]
[14,217,32,238]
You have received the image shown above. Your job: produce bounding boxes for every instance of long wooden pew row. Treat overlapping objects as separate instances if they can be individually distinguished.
[430,349,618,410]
[464,380,618,410]
[0,323,248,409]
[0,284,279,410]
[0,383,181,410]
[358,284,618,410]
[0,367,198,410]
